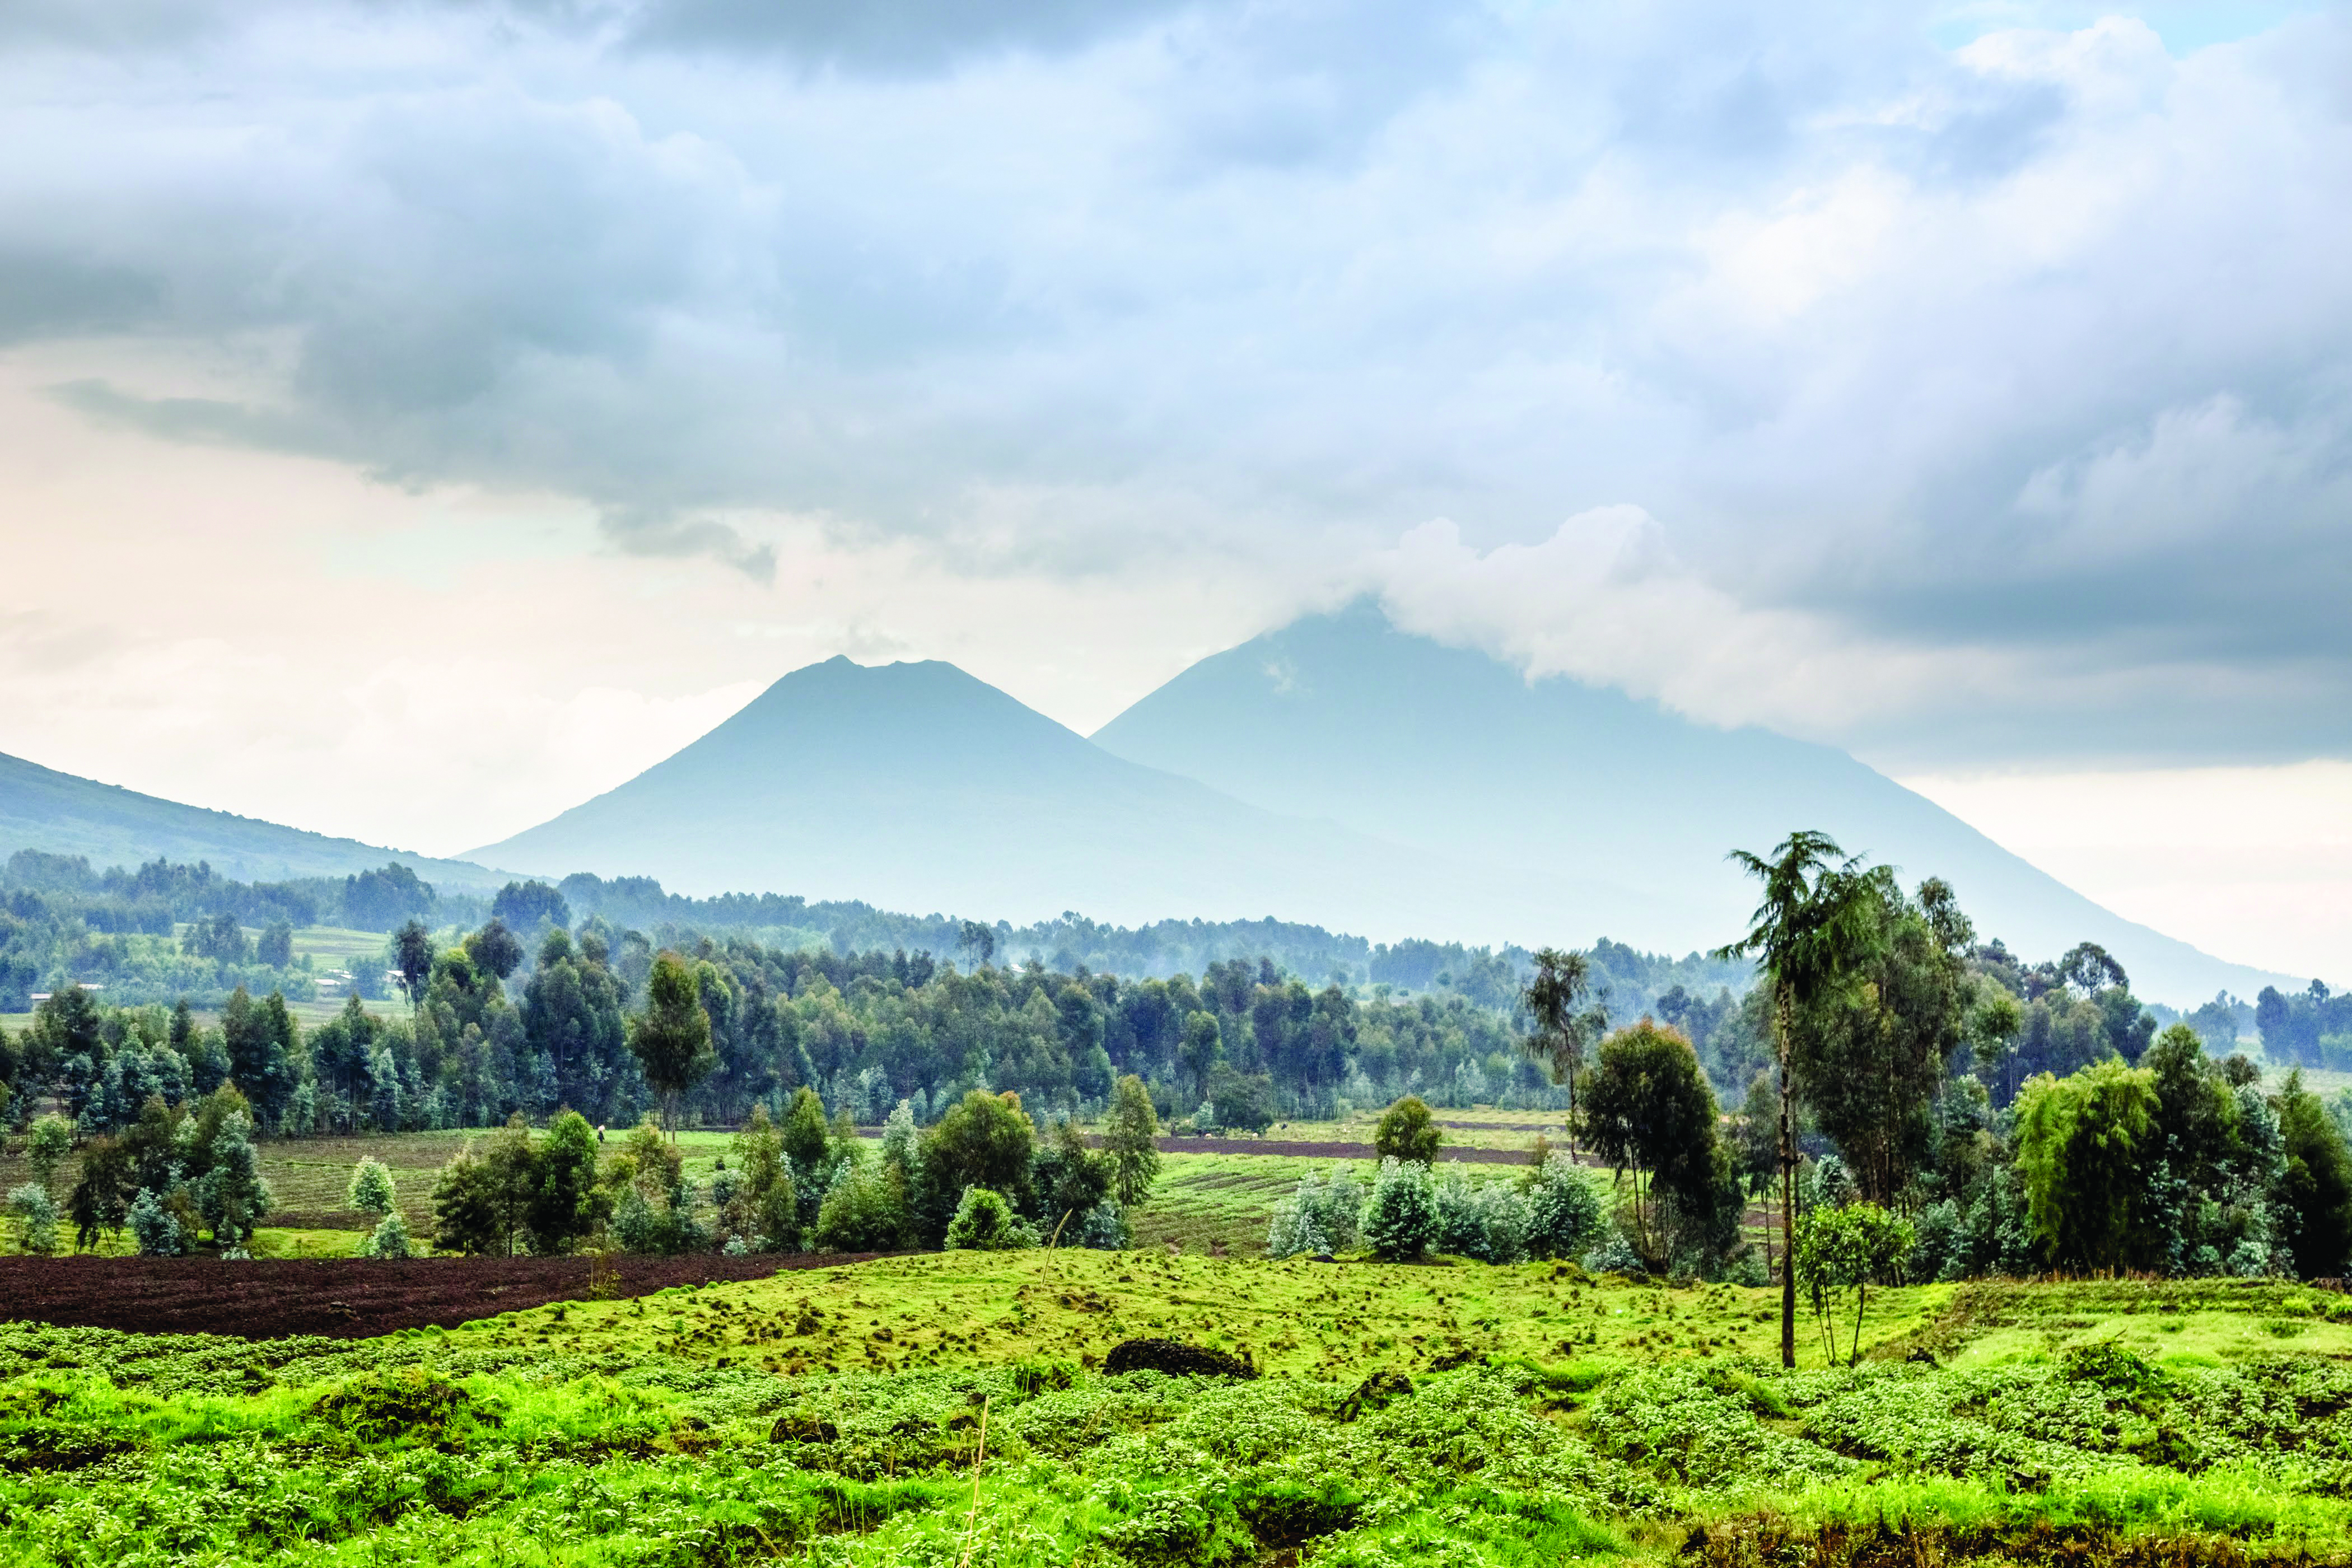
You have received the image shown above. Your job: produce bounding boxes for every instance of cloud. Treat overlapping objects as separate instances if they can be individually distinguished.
[1366,510,1989,741]
[624,0,1200,75]
[598,505,777,582]
[3,1,2351,765]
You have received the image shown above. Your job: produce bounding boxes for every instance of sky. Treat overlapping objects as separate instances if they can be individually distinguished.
[0,0,2347,981]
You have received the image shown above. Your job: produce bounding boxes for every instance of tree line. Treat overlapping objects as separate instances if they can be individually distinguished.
[1,846,1747,1019]
[1507,833,2352,1368]
[0,912,1596,1144]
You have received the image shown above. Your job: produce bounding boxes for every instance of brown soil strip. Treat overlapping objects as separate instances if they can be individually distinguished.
[0,1251,899,1340]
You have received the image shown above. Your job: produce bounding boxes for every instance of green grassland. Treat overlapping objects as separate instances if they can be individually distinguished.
[1129,1152,1546,1257]
[6,1255,2352,1567]
[4,1134,1548,1258]
[1266,1108,1571,1153]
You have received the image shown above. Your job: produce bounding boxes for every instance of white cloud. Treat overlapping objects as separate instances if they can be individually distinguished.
[0,0,2350,970]
[1366,508,2034,739]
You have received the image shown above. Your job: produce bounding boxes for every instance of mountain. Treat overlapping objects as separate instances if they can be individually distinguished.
[1091,603,2293,1005]
[0,748,507,891]
[466,656,1553,934]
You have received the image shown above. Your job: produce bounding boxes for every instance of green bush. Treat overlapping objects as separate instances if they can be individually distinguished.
[307,1368,499,1448]
[1524,1151,1603,1260]
[1072,1195,1132,1250]
[944,1186,1038,1250]
[612,1182,711,1255]
[1266,1165,1361,1258]
[125,1187,183,1255]
[345,1158,396,1218]
[1432,1163,1529,1263]
[812,1156,910,1252]
[358,1210,414,1260]
[4,1183,57,1255]
[1373,1097,1441,1164]
[1360,1157,1438,1261]
[23,1115,73,1193]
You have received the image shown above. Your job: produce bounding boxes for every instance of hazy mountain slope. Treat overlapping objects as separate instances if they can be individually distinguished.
[0,749,507,890]
[1091,603,2292,1004]
[466,656,1588,935]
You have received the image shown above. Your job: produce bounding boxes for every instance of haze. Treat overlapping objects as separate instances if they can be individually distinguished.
[1,0,2347,977]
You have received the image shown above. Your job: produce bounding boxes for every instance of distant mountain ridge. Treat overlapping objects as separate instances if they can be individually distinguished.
[465,655,1548,936]
[2,614,2295,1006]
[1091,601,2293,1005]
[0,748,508,892]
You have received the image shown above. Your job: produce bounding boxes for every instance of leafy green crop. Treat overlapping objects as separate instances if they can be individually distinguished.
[4,1257,2351,1565]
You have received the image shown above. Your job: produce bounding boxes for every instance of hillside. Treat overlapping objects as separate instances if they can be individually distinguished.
[466,656,1556,936]
[1092,602,2292,1005]
[0,748,507,892]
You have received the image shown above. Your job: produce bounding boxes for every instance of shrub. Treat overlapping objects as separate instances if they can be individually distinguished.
[1432,1164,1529,1263]
[1374,1097,1441,1164]
[944,1186,1038,1250]
[612,1182,710,1254]
[1208,1069,1277,1136]
[1266,1165,1362,1258]
[1906,1198,1964,1282]
[1524,1151,1604,1259]
[1360,1156,1438,1261]
[359,1210,414,1260]
[432,1144,524,1257]
[126,1187,183,1256]
[1071,1196,1132,1250]
[191,1109,272,1247]
[528,1109,605,1254]
[1582,1224,1645,1277]
[24,1114,73,1192]
[920,1091,1037,1239]
[346,1158,396,1218]
[1096,1488,1256,1567]
[730,1103,799,1253]
[6,1183,58,1254]
[811,1156,909,1252]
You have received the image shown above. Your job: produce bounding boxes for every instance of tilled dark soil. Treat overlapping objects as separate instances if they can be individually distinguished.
[0,1252,898,1340]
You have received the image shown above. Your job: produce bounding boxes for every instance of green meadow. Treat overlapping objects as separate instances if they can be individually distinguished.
[7,1254,2351,1567]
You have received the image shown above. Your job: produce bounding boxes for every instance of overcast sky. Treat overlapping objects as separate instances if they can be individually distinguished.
[1,0,2347,979]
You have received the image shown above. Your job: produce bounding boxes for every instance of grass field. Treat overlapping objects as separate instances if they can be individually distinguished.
[1128,1150,1555,1257]
[2,1123,1561,1258]
[3,1256,2350,1566]
[1246,1107,1570,1153]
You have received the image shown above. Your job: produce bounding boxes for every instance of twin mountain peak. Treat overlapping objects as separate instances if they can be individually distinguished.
[459,604,2270,1004]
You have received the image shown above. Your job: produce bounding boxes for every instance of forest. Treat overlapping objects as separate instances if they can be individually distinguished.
[0,848,1739,1016]
[6,830,2350,1287]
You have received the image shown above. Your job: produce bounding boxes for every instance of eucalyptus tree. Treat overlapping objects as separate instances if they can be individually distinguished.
[1520,947,1608,1164]
[1796,874,1975,1205]
[1716,830,1883,1369]
[1581,1019,1721,1267]
[629,951,715,1140]
[392,920,434,1014]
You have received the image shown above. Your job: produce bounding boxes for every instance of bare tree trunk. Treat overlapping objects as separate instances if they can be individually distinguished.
[1777,992,1796,1371]
[1566,1068,1579,1166]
